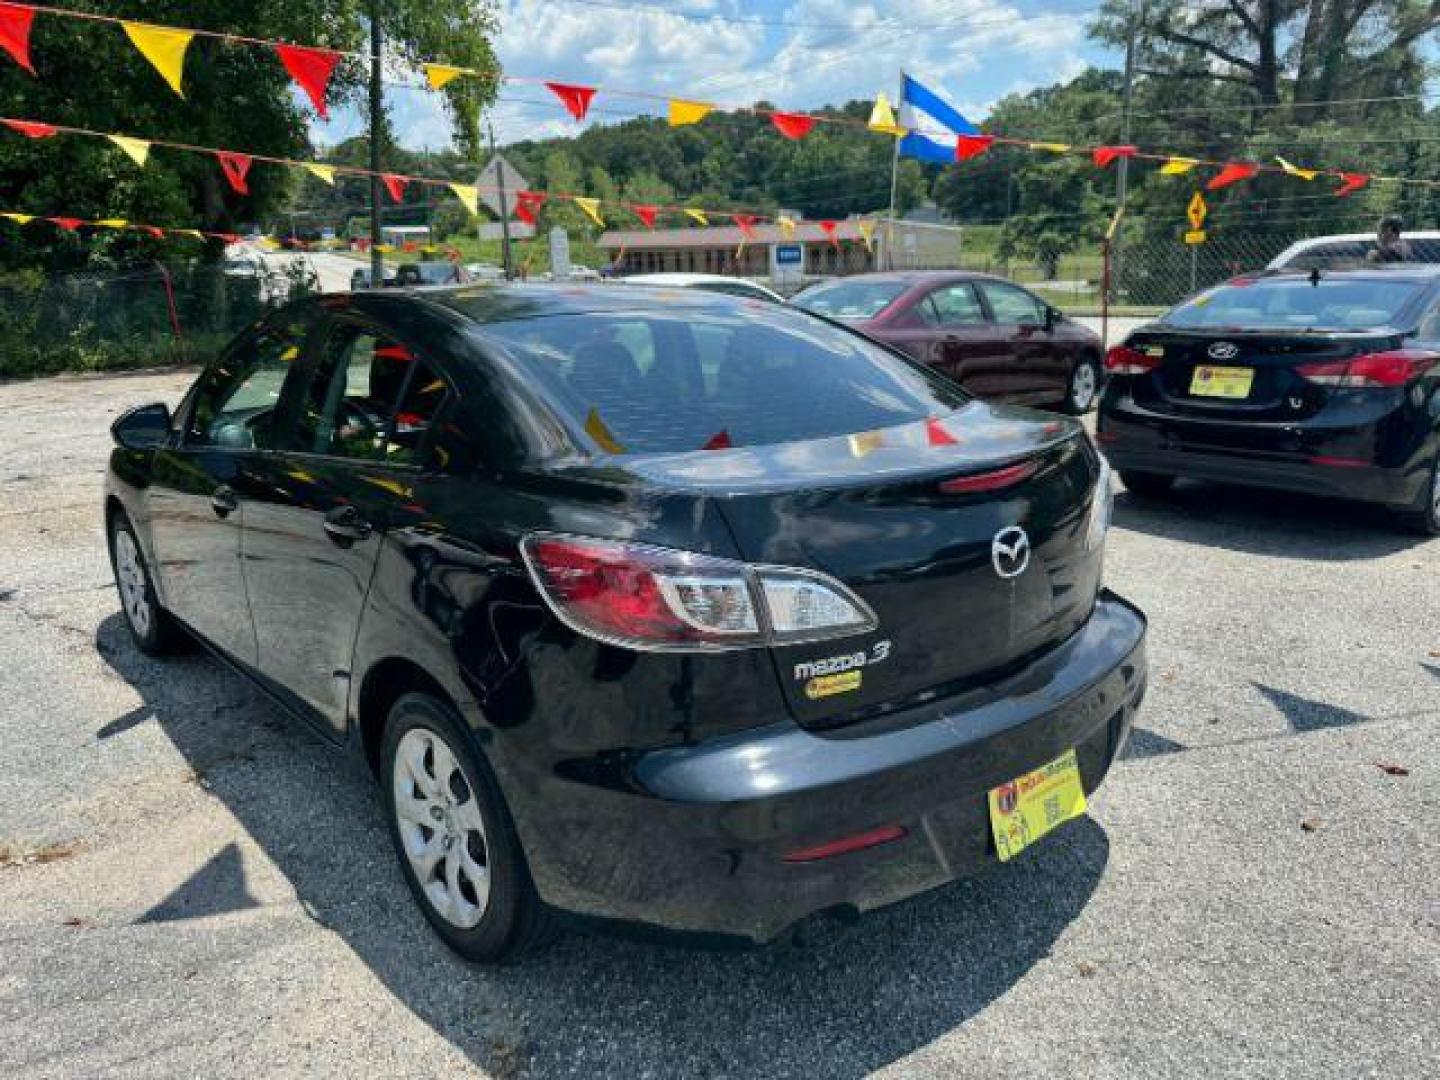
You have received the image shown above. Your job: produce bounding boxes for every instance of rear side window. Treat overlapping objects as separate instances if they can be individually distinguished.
[1163,278,1426,331]
[291,325,449,464]
[482,308,967,454]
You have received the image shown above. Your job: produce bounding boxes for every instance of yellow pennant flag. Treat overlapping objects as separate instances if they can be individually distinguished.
[1276,156,1319,180]
[375,243,395,253]
[449,183,479,216]
[867,93,905,137]
[858,218,877,253]
[425,64,468,91]
[1159,157,1199,175]
[107,135,151,168]
[776,214,797,238]
[1030,141,1070,153]
[305,163,336,185]
[95,218,130,229]
[2,212,35,224]
[684,208,708,226]
[259,236,282,250]
[573,196,604,227]
[122,22,195,98]
[177,229,204,239]
[668,99,712,127]
[584,408,626,454]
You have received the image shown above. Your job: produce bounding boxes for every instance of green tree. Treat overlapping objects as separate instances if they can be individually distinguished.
[0,0,499,272]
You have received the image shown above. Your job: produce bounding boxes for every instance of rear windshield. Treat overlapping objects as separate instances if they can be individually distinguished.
[481,307,967,454]
[793,280,907,320]
[1162,277,1426,331]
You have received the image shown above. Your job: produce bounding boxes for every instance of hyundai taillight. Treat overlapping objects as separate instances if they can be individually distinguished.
[1105,345,1161,375]
[1296,349,1440,388]
[521,535,877,651]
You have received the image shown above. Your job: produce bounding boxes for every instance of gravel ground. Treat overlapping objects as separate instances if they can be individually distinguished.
[0,368,1436,1079]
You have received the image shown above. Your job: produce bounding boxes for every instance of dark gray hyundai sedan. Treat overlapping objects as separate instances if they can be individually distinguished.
[105,285,1147,961]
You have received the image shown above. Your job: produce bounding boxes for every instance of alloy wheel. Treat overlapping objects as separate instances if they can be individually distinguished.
[114,529,153,639]
[392,727,491,929]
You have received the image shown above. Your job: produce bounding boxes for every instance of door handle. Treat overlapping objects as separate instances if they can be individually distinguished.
[323,504,372,545]
[210,485,238,518]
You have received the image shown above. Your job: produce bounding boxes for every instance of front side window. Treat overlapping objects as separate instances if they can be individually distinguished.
[291,324,449,464]
[479,307,968,455]
[187,326,305,450]
[977,281,1047,326]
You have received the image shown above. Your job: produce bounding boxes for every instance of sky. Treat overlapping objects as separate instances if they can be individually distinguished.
[311,0,1119,152]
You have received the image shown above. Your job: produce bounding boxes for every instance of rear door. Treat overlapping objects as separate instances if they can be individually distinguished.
[240,316,453,734]
[920,281,1010,391]
[975,280,1061,402]
[145,318,311,664]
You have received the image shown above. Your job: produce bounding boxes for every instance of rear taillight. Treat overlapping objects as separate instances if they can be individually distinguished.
[1105,345,1161,375]
[1296,349,1439,388]
[521,534,877,652]
[937,460,1037,494]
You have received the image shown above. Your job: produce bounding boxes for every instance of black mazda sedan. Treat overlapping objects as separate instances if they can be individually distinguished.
[1099,267,1440,533]
[105,285,1147,961]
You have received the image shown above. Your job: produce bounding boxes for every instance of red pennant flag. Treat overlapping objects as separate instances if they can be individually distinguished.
[544,82,597,121]
[955,134,995,161]
[142,225,165,239]
[514,189,545,225]
[817,220,840,247]
[633,204,658,229]
[770,112,815,140]
[926,417,960,447]
[0,3,36,75]
[402,240,419,253]
[1207,162,1259,190]
[732,213,758,238]
[217,232,241,244]
[702,430,732,451]
[48,217,83,231]
[3,118,56,138]
[1092,145,1137,168]
[355,237,371,251]
[1335,172,1370,198]
[216,152,253,194]
[382,174,408,203]
[275,44,342,120]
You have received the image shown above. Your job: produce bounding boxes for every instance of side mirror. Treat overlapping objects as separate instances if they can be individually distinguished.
[111,402,171,451]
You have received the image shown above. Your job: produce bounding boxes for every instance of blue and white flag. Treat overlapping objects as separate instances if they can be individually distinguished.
[897,73,979,164]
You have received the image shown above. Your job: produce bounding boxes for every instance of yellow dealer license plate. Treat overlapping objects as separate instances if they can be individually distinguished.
[988,749,1087,862]
[1190,364,1254,398]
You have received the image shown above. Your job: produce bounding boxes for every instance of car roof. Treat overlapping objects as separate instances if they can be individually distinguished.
[798,271,999,289]
[1268,231,1440,268]
[352,282,768,325]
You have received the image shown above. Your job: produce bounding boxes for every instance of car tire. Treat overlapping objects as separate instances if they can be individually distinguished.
[1064,355,1102,414]
[1395,453,1440,536]
[108,512,185,656]
[1119,471,1176,499]
[380,692,554,963]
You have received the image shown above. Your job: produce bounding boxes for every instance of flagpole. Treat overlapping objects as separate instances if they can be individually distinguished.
[885,72,902,271]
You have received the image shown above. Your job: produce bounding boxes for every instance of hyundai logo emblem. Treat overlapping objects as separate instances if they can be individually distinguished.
[1207,341,1240,360]
[991,526,1031,579]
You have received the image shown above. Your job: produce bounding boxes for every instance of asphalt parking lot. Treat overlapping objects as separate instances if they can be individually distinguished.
[1,367,1437,1079]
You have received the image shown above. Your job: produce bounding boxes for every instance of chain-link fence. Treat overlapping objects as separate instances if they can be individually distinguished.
[0,261,315,379]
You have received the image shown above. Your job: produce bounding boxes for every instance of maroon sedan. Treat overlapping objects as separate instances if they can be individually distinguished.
[793,272,1104,413]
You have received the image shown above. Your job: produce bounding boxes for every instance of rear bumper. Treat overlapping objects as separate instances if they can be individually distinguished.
[1099,394,1429,506]
[510,592,1147,942]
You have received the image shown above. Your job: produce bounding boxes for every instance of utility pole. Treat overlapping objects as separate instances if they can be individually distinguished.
[489,120,513,280]
[367,0,385,288]
[1113,0,1141,303]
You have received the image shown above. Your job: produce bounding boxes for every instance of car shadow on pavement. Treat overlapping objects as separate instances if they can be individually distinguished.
[97,613,1110,1079]
[1111,481,1424,560]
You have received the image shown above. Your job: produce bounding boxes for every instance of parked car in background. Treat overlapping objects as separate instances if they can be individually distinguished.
[350,265,397,290]
[466,263,505,281]
[1268,231,1440,270]
[1099,266,1440,533]
[621,272,785,303]
[793,272,1105,413]
[565,264,602,282]
[396,261,472,287]
[104,283,1145,962]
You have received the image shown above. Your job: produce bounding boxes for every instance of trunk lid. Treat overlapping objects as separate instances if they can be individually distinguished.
[1125,327,1405,422]
[626,401,1105,730]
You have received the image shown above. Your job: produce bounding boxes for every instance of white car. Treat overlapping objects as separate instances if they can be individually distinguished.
[621,272,785,303]
[565,264,602,282]
[465,263,505,281]
[1268,231,1440,270]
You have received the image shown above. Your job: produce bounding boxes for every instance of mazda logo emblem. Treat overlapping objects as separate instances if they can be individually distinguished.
[1207,341,1240,360]
[992,525,1031,579]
